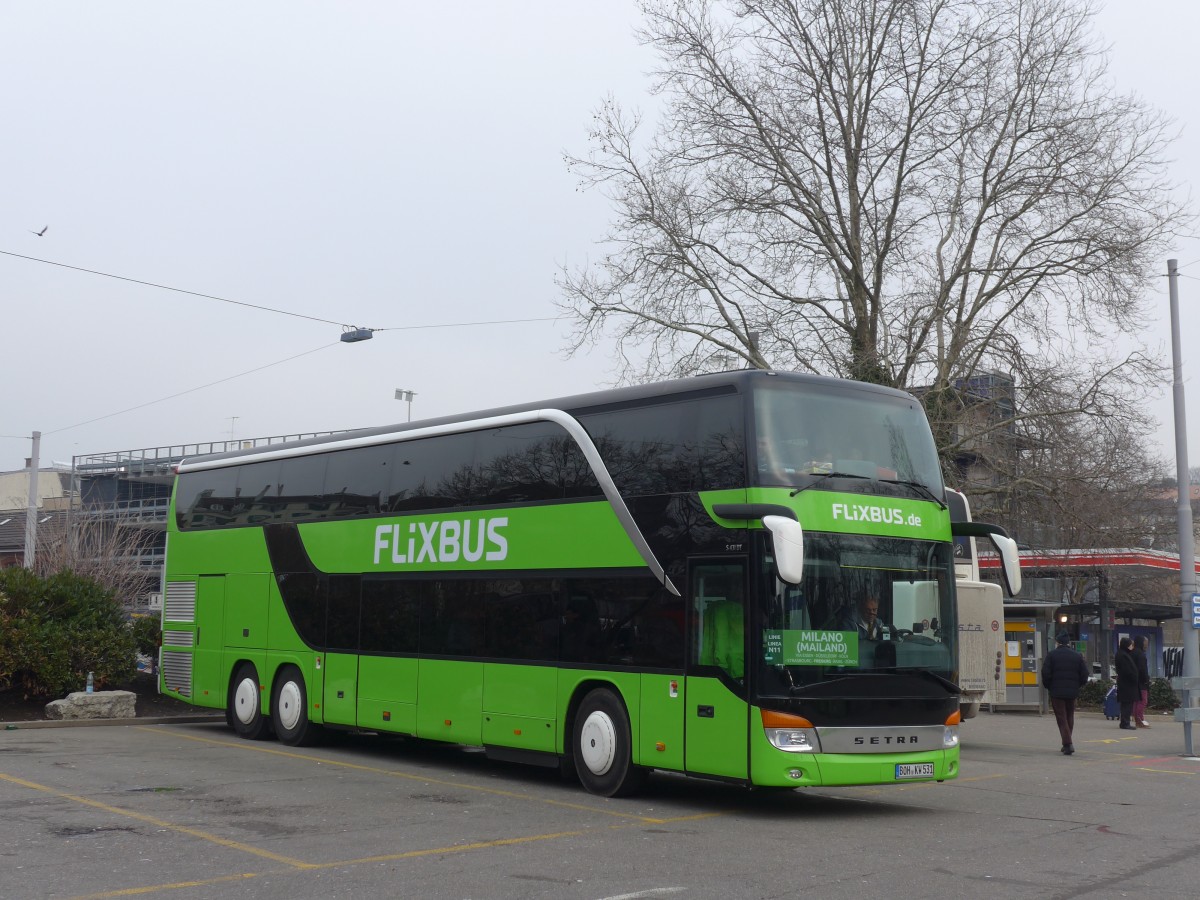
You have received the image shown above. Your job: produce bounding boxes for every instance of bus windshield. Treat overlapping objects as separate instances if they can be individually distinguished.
[756,532,957,697]
[752,382,942,492]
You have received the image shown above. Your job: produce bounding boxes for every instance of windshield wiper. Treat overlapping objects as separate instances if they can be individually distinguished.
[879,478,946,509]
[909,668,960,694]
[788,471,871,497]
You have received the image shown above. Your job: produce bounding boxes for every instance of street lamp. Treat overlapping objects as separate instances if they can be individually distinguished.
[394,389,416,422]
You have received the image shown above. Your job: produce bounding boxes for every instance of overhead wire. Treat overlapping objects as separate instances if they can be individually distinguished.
[0,249,345,327]
[0,249,560,332]
[42,342,341,436]
[1,249,566,454]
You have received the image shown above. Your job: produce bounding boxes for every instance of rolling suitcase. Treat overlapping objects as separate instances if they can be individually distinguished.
[1103,686,1119,720]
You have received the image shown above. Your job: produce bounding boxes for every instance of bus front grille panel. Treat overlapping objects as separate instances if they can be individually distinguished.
[164,582,197,623]
[161,650,192,696]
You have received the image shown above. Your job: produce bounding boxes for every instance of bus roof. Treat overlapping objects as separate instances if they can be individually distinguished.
[178,369,918,470]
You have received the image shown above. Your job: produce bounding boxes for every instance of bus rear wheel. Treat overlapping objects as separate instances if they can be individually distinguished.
[573,688,647,797]
[271,665,320,746]
[229,663,271,740]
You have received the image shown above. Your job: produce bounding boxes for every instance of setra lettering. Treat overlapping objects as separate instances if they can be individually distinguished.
[852,735,920,746]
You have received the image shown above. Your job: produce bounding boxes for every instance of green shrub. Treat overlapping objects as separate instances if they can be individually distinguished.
[1076,679,1112,708]
[1148,677,1179,711]
[130,615,161,658]
[0,567,136,697]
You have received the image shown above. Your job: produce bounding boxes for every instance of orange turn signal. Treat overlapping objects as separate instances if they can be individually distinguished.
[761,709,814,729]
[945,710,962,726]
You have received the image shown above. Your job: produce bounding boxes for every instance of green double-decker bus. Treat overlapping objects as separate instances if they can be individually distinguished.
[160,370,1020,796]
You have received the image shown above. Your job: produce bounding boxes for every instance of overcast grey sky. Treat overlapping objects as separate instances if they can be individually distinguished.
[3,1,1199,475]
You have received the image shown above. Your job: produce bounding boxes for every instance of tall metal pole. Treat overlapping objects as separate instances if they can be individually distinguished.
[395,389,416,422]
[1168,258,1200,756]
[24,430,41,569]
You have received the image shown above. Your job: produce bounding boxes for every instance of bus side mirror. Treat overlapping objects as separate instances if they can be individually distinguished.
[950,521,1022,597]
[987,532,1022,597]
[763,515,804,585]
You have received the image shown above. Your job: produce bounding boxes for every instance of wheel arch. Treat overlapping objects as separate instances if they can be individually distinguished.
[561,677,634,762]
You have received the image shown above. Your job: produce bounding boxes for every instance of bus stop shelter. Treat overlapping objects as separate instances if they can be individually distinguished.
[981,549,1187,691]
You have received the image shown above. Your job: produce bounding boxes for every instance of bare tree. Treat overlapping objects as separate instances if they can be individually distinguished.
[559,0,1186,470]
[34,518,159,610]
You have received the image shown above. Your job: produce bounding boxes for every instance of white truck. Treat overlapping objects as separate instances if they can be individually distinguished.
[948,489,1007,718]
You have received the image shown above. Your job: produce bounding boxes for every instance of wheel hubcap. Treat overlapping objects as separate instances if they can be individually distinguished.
[234,677,259,726]
[277,680,303,731]
[579,710,616,776]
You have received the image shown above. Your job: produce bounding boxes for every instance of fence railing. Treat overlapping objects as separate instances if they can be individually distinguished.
[72,430,350,476]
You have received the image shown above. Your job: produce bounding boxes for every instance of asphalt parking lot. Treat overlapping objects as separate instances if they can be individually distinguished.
[1,707,1196,900]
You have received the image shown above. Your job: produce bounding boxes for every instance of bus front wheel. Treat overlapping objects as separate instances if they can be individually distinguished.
[229,663,271,740]
[271,665,319,746]
[572,688,647,797]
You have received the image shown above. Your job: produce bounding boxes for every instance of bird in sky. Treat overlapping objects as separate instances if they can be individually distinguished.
[31,225,48,236]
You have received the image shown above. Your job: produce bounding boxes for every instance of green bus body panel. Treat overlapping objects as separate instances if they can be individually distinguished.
[416,659,483,744]
[192,576,226,709]
[358,655,419,734]
[322,652,359,727]
[748,720,959,787]
[484,663,557,719]
[298,502,644,573]
[224,573,270,650]
[638,674,685,771]
[702,488,951,539]
[684,676,748,779]
[266,580,309,654]
[166,528,273,578]
[482,664,558,754]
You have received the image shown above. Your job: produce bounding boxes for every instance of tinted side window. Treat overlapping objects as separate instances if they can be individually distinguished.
[235,460,282,527]
[420,579,486,656]
[475,423,602,505]
[277,454,330,524]
[277,572,324,648]
[175,468,240,530]
[575,395,744,496]
[360,577,420,654]
[325,445,391,519]
[559,577,683,668]
[388,433,479,511]
[326,575,361,651]
[486,580,561,661]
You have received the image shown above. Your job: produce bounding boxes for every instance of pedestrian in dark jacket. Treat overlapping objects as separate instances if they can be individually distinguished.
[1114,637,1140,730]
[1132,636,1152,728]
[1041,632,1090,755]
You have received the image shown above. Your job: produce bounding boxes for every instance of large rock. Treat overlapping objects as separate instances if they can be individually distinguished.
[44,690,137,720]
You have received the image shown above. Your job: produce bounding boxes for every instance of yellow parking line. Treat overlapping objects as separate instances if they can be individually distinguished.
[955,773,1008,783]
[308,827,586,868]
[68,872,261,899]
[0,772,312,869]
[66,829,591,899]
[1132,767,1197,776]
[135,726,718,826]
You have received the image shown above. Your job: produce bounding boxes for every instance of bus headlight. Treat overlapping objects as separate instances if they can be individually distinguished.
[761,709,820,753]
[943,710,961,748]
[765,727,820,752]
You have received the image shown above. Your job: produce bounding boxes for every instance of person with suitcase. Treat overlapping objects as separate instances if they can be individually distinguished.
[1133,636,1152,728]
[1041,632,1090,755]
[1115,636,1140,730]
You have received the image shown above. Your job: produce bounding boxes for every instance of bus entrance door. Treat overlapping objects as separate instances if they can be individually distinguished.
[685,560,749,780]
